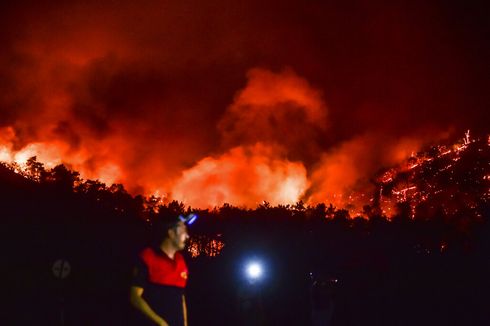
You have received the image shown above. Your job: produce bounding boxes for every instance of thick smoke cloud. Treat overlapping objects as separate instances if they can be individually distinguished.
[172,144,308,208]
[219,68,328,160]
[0,0,487,208]
[171,68,323,207]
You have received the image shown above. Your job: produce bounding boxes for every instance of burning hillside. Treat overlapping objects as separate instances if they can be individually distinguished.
[1,1,488,210]
[1,129,488,222]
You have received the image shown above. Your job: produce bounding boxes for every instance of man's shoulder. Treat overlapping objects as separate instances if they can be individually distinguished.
[139,246,155,256]
[139,246,166,259]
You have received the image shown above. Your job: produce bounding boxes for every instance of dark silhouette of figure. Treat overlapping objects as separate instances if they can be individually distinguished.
[130,213,191,326]
[310,275,335,326]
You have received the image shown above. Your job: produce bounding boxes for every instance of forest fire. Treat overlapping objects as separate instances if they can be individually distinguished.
[188,236,226,258]
[0,1,487,213]
[1,3,488,325]
[1,62,435,212]
[0,128,488,221]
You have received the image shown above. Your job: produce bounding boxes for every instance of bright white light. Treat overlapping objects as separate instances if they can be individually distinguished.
[246,262,263,280]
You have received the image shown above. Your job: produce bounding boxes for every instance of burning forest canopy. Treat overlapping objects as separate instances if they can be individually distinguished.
[0,1,488,210]
[1,131,488,223]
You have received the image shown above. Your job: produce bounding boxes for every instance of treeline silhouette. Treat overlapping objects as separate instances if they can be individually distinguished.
[1,135,489,325]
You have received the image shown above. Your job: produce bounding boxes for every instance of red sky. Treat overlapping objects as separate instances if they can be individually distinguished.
[0,0,488,208]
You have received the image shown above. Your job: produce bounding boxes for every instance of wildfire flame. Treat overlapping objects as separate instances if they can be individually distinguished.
[0,59,483,214]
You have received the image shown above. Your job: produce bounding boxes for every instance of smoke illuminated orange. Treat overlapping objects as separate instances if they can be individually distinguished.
[1,1,485,212]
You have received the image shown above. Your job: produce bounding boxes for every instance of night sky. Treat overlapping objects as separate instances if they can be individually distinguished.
[0,0,488,207]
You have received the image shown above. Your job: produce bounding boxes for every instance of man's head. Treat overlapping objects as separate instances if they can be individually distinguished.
[153,211,191,251]
[167,220,189,251]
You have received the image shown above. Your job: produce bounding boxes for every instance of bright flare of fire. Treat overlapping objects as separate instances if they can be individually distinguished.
[0,56,479,215]
[0,126,123,185]
[171,144,309,208]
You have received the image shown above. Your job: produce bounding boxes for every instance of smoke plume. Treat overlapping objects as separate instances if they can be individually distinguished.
[0,0,487,209]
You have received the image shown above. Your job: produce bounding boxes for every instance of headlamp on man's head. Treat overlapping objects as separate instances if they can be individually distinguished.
[178,213,198,225]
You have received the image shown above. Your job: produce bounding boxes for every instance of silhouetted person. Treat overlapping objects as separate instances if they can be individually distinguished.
[310,277,335,326]
[130,214,192,326]
[237,280,265,325]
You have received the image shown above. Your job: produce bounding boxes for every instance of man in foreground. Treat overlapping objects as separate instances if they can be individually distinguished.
[130,213,192,326]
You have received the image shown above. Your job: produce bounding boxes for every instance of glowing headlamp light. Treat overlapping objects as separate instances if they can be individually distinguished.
[179,213,197,225]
